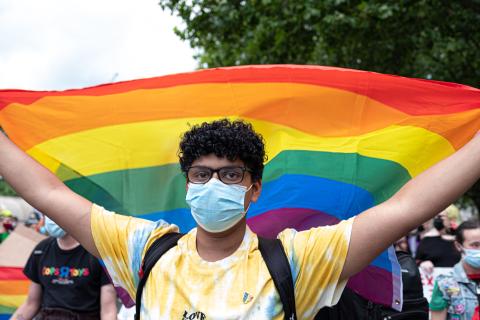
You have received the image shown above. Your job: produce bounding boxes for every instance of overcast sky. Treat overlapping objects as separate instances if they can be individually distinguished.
[0,0,197,90]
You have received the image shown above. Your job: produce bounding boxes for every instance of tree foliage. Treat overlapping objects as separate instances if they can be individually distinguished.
[160,0,480,210]
[0,179,17,196]
[160,0,480,86]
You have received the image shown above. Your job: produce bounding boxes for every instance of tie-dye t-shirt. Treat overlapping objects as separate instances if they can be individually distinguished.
[91,204,353,320]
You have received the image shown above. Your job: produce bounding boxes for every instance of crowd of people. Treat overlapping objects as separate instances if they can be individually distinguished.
[399,206,480,320]
[1,119,480,319]
[2,203,478,319]
[4,204,480,319]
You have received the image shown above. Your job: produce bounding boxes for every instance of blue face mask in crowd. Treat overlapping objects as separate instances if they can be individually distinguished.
[463,248,480,269]
[186,178,252,233]
[44,217,66,238]
[39,226,47,235]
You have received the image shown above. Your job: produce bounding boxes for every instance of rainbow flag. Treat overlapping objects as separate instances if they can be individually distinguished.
[0,267,28,319]
[1,65,480,309]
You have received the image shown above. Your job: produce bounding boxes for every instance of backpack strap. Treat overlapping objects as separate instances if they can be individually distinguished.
[134,233,296,320]
[258,237,297,320]
[135,232,184,320]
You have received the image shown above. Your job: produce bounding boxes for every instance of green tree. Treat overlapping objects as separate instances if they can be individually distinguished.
[0,179,17,196]
[160,0,480,210]
[160,0,480,86]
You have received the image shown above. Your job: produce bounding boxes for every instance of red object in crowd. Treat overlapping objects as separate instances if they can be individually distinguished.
[468,274,480,281]
[467,274,480,319]
[472,306,479,320]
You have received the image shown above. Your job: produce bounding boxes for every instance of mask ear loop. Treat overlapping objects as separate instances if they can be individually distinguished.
[244,184,255,214]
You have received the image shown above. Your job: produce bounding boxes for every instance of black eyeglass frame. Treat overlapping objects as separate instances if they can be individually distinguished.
[185,166,252,185]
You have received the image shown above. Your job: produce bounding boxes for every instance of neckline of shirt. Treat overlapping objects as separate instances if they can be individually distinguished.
[53,238,83,255]
[181,226,256,269]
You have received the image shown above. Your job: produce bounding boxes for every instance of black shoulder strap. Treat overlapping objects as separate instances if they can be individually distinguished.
[135,232,184,320]
[258,237,297,320]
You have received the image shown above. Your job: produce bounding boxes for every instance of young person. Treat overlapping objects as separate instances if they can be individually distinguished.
[1,119,480,319]
[430,220,480,320]
[11,217,117,320]
[416,208,461,274]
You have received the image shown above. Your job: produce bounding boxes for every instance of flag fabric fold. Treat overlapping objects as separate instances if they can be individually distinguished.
[1,65,479,310]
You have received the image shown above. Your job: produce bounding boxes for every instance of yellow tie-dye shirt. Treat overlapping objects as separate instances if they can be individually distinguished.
[91,204,353,319]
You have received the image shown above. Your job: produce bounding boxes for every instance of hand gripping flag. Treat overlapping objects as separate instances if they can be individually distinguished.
[1,65,480,310]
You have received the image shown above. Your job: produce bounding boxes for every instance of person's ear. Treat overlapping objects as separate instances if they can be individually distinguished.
[454,241,463,253]
[250,180,262,203]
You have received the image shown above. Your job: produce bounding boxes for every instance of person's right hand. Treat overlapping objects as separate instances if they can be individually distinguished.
[419,260,434,274]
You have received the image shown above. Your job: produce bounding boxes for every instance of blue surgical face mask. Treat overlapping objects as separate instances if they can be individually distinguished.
[44,217,66,238]
[464,248,480,269]
[39,226,47,235]
[186,178,252,233]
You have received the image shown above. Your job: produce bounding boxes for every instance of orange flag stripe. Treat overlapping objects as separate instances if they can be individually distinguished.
[2,83,480,151]
[0,280,29,295]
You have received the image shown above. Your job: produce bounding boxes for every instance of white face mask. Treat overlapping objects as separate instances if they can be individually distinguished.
[186,178,252,233]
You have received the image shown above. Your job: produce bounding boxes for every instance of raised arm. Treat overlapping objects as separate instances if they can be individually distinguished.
[0,132,98,256]
[341,133,480,280]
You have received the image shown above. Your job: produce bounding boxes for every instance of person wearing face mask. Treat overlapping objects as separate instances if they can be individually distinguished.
[430,220,480,320]
[11,217,117,320]
[416,207,462,274]
[2,119,480,319]
[0,209,16,243]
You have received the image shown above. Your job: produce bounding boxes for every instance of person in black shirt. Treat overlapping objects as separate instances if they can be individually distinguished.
[12,217,117,320]
[416,209,461,273]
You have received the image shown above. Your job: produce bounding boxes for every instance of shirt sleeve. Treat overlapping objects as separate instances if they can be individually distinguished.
[90,204,179,302]
[23,245,40,284]
[278,218,354,319]
[99,264,112,287]
[429,280,448,311]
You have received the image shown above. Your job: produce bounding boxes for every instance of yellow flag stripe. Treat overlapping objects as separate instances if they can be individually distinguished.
[27,117,454,178]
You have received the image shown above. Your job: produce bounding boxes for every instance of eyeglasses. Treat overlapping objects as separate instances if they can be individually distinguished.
[186,166,251,184]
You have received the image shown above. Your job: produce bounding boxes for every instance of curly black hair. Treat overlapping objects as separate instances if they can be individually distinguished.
[178,119,267,182]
